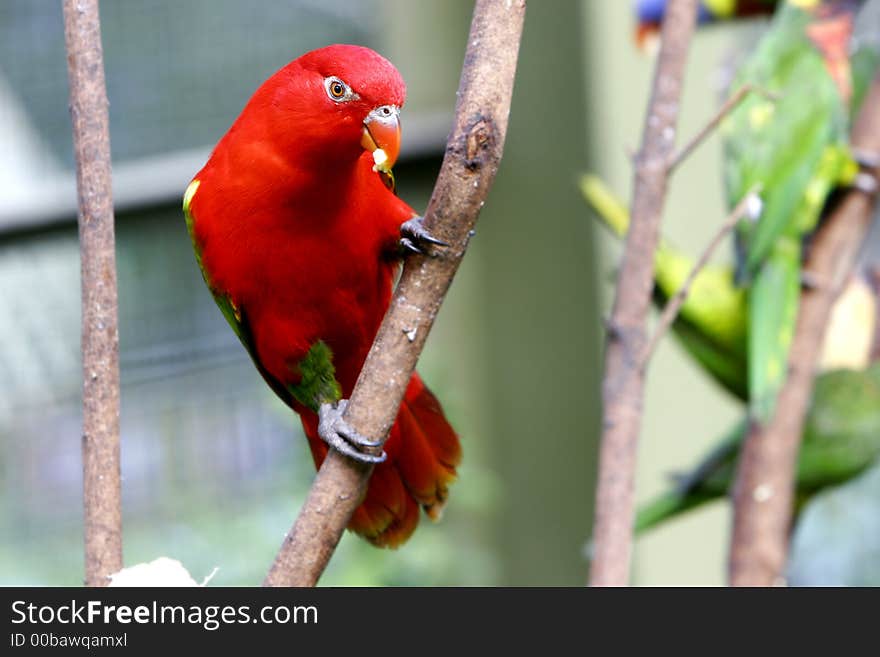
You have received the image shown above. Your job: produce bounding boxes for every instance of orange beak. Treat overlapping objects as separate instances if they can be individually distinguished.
[361,105,401,173]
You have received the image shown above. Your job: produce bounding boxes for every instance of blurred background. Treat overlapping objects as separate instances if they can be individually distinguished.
[2,0,879,586]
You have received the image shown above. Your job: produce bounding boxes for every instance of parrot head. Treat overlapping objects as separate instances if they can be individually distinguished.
[239,44,406,175]
[797,0,861,104]
[634,0,720,51]
[634,0,779,52]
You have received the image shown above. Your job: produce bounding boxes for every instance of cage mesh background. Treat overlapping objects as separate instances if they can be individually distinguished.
[0,0,377,171]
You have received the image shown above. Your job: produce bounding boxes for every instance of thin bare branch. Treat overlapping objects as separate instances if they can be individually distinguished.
[666,85,778,173]
[62,0,123,585]
[589,0,699,587]
[639,185,760,364]
[263,0,526,588]
[728,73,880,586]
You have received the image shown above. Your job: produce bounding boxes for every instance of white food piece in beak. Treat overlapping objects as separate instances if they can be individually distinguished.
[372,148,389,171]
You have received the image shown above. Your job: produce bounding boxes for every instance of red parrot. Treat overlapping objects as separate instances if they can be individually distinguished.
[183,44,461,548]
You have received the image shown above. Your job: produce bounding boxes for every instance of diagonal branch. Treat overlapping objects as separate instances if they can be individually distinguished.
[589,0,699,587]
[263,0,526,588]
[666,85,778,173]
[728,72,880,586]
[62,0,123,585]
[639,185,760,365]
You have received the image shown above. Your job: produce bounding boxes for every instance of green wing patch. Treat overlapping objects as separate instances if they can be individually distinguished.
[288,341,342,412]
[183,179,342,412]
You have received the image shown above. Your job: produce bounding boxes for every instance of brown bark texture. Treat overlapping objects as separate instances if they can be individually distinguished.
[589,0,698,587]
[63,0,124,586]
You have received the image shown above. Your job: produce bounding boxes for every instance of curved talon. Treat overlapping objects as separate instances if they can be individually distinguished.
[331,400,384,448]
[318,401,386,464]
[400,215,448,255]
[400,237,423,254]
[329,437,387,464]
[800,270,826,291]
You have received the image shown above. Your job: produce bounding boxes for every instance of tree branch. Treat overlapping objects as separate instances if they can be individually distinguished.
[62,0,123,586]
[666,85,777,173]
[728,73,880,586]
[589,0,698,587]
[263,0,526,587]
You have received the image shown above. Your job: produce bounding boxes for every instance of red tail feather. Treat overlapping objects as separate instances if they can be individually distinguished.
[301,372,461,548]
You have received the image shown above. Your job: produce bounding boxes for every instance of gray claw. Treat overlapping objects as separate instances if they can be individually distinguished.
[318,401,386,464]
[400,216,448,255]
[853,149,880,170]
[853,172,878,195]
[800,270,826,291]
[400,237,423,254]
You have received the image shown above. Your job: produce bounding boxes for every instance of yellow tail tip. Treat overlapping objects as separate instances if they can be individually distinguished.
[578,173,631,238]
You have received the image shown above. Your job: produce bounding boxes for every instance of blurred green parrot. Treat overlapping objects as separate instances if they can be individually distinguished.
[595,0,880,539]
[581,174,749,398]
[635,364,880,533]
[721,0,872,424]
[580,172,877,400]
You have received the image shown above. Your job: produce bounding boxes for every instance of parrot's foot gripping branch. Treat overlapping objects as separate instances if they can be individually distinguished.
[853,172,878,195]
[400,215,448,255]
[854,149,880,170]
[318,399,387,464]
[853,149,880,195]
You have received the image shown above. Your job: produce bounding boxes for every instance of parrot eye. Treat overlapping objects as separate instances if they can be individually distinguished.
[324,76,358,103]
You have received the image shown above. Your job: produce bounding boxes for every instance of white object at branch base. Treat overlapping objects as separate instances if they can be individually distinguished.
[107,557,218,587]
[819,274,877,372]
